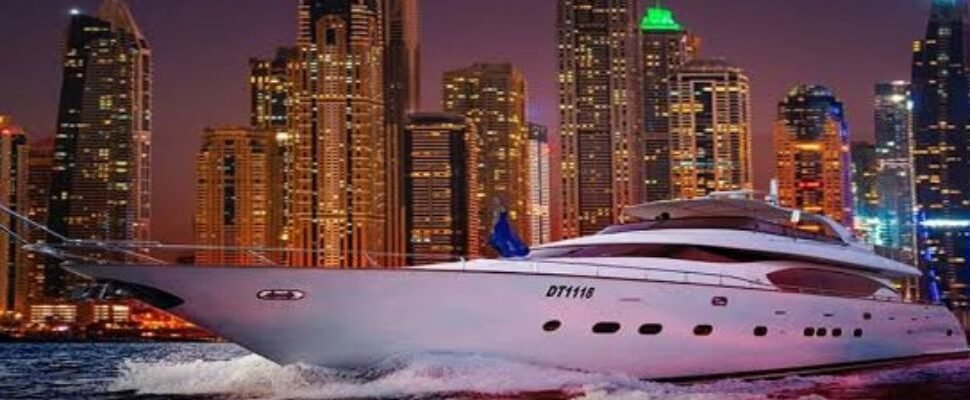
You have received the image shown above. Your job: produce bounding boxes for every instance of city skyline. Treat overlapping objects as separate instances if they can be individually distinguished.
[3,2,970,393]
[0,0,931,242]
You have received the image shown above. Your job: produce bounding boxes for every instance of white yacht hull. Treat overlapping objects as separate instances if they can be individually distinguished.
[67,264,968,380]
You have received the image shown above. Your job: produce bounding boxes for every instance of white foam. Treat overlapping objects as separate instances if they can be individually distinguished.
[111,353,636,399]
[109,351,970,400]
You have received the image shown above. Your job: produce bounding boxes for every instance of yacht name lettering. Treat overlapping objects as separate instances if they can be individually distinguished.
[546,285,595,299]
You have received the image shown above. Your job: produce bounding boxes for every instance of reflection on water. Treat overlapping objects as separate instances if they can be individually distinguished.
[1,343,969,399]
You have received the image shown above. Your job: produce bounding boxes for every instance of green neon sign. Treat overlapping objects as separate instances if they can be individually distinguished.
[640,5,683,32]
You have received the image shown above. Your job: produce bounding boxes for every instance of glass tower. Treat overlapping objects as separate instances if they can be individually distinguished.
[0,117,29,316]
[668,59,752,199]
[558,0,641,238]
[640,2,699,202]
[911,0,970,319]
[402,113,481,265]
[49,0,152,298]
[773,85,852,227]
[289,0,386,267]
[873,83,917,264]
[443,63,530,252]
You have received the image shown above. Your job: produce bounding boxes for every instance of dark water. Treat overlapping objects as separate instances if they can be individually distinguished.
[2,343,970,400]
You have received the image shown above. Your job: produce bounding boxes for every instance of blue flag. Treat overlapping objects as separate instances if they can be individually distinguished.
[488,210,530,258]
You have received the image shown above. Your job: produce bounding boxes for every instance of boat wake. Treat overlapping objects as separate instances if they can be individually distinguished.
[107,352,845,399]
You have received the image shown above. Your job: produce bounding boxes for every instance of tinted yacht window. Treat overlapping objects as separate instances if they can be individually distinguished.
[527,244,781,263]
[767,268,890,298]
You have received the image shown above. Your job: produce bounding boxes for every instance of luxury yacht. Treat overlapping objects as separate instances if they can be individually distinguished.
[63,198,968,380]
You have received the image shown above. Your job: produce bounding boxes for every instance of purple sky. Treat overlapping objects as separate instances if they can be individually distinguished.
[0,0,929,242]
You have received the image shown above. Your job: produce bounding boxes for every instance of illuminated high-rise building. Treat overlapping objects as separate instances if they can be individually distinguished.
[668,59,752,199]
[870,82,917,263]
[250,48,296,131]
[911,0,970,317]
[443,63,529,250]
[403,113,480,265]
[773,85,852,226]
[49,0,151,298]
[289,0,386,267]
[250,48,295,259]
[558,0,641,238]
[851,142,880,238]
[527,123,551,245]
[194,127,276,266]
[0,116,29,316]
[24,139,54,311]
[383,0,420,266]
[640,2,699,202]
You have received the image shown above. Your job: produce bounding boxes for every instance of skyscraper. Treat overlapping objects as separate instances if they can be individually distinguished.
[640,2,699,202]
[250,48,296,131]
[528,123,551,245]
[912,0,970,318]
[851,141,880,240]
[873,82,917,266]
[24,139,54,311]
[403,113,480,265]
[668,59,752,199]
[0,116,29,316]
[49,0,151,298]
[194,127,277,266]
[443,63,529,250]
[249,48,295,261]
[383,0,420,267]
[773,85,852,226]
[289,0,386,267]
[558,0,641,238]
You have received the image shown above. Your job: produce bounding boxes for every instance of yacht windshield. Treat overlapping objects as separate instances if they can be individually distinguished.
[599,216,844,244]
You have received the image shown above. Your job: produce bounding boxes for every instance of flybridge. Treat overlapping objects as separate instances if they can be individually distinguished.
[623,196,860,244]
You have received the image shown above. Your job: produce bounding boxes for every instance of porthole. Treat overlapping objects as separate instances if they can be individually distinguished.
[817,328,828,337]
[542,320,561,332]
[853,328,864,338]
[592,322,621,334]
[804,327,815,337]
[863,312,872,320]
[693,325,713,336]
[256,289,306,301]
[832,328,843,337]
[754,326,768,337]
[638,323,663,335]
[711,296,729,307]
[947,329,954,337]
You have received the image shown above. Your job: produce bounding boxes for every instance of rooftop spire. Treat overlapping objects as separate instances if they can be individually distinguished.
[97,0,144,38]
[640,1,683,32]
